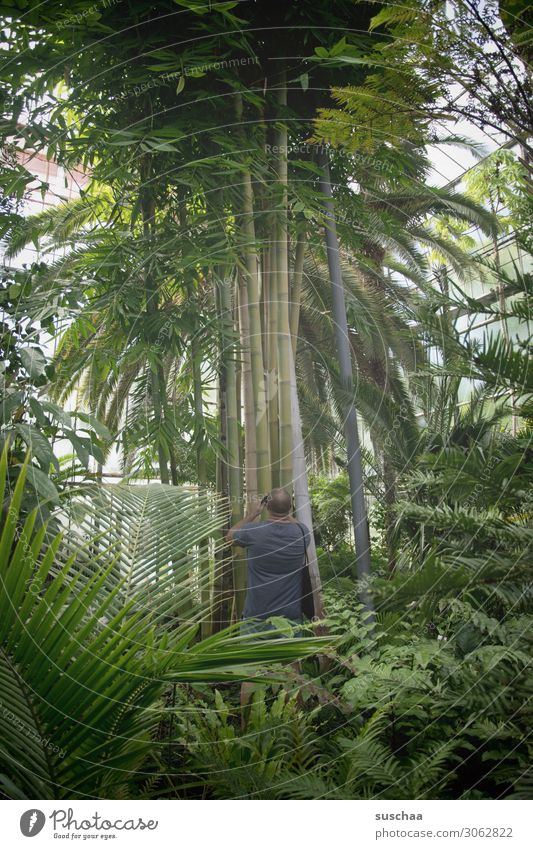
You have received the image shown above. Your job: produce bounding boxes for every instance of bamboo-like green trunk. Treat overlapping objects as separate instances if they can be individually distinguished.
[261,243,270,375]
[266,241,280,489]
[275,77,293,490]
[290,234,306,351]
[235,92,271,497]
[221,272,246,618]
[220,273,241,523]
[288,235,324,619]
[238,272,258,507]
[289,336,324,619]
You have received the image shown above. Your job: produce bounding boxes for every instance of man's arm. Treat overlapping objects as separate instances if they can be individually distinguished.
[226,500,264,545]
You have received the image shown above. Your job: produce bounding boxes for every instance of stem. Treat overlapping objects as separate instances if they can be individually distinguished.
[289,338,325,619]
[275,74,293,490]
[238,272,258,506]
[267,235,280,489]
[221,271,244,620]
[235,92,271,496]
[290,233,306,351]
[317,147,374,622]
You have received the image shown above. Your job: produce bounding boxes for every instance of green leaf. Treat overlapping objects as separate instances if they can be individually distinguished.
[0,651,52,797]
[324,55,369,66]
[28,397,47,427]
[25,465,60,505]
[1,392,23,424]
[19,348,47,379]
[267,617,296,637]
[75,411,112,441]
[39,400,72,429]
[14,424,58,472]
[330,36,347,57]
[67,433,90,467]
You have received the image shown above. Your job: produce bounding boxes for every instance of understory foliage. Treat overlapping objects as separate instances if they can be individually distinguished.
[172,557,531,800]
[0,446,329,799]
[170,269,532,800]
[0,0,531,802]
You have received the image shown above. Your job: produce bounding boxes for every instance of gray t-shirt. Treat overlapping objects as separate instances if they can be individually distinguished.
[233,520,310,621]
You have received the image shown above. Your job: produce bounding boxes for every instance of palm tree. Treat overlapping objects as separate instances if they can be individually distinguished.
[8,0,499,614]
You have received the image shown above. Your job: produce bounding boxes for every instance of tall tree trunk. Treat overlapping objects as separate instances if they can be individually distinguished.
[238,272,258,507]
[221,273,241,521]
[290,233,305,351]
[235,92,271,497]
[275,75,293,490]
[261,244,270,375]
[221,271,245,619]
[267,241,281,489]
[317,149,374,622]
[289,338,324,619]
[235,337,242,449]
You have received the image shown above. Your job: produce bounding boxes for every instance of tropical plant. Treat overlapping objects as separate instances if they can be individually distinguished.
[309,472,352,551]
[0,443,331,799]
[1,0,531,803]
[178,687,323,799]
[0,263,112,517]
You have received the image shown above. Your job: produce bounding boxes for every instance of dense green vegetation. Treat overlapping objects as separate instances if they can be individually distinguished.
[0,0,531,799]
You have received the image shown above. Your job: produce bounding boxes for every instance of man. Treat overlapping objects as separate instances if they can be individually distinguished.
[227,487,311,635]
[227,488,311,725]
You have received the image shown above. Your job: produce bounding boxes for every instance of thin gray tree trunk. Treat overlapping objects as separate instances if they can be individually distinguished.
[317,148,374,623]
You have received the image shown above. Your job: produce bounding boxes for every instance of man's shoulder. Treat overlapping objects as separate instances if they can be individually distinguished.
[242,520,270,530]
[240,520,270,537]
[294,521,311,545]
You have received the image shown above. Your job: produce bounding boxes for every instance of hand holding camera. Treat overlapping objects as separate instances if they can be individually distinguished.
[243,493,269,521]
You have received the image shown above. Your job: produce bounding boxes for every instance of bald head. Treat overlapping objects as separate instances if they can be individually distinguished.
[267,488,292,517]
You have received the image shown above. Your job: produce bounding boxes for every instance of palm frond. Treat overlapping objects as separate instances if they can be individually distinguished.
[4,192,112,259]
[0,446,333,799]
[56,482,226,627]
